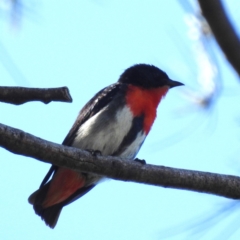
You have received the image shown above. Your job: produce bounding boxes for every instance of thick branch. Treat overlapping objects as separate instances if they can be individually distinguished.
[0,87,72,105]
[198,0,240,76]
[0,122,240,199]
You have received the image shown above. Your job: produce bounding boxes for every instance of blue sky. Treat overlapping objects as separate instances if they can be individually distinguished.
[1,0,240,239]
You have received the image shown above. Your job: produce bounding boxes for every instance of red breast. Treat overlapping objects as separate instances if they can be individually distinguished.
[125,85,169,134]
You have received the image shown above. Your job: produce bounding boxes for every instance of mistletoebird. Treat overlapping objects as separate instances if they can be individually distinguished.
[28,64,183,228]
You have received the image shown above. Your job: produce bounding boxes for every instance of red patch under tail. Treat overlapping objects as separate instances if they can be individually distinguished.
[28,168,88,228]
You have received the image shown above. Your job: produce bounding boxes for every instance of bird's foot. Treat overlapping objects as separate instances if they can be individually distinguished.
[86,149,102,157]
[134,158,146,165]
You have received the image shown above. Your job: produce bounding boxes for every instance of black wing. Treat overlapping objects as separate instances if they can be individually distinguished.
[62,82,123,146]
[40,82,123,187]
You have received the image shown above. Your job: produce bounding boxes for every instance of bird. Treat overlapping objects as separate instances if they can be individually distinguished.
[28,64,183,228]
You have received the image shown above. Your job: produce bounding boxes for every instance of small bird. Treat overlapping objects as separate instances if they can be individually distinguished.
[28,64,183,228]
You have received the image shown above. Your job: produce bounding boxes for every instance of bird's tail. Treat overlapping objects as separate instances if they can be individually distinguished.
[28,182,96,228]
[28,182,62,229]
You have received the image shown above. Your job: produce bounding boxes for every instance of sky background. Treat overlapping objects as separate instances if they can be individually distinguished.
[1,0,240,239]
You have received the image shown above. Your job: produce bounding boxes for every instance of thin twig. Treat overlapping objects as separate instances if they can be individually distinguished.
[0,87,72,105]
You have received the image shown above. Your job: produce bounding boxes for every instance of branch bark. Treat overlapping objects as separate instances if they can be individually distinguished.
[0,122,240,199]
[0,87,72,105]
[198,0,240,76]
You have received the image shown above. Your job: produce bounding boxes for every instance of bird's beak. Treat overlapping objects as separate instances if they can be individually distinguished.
[167,79,184,88]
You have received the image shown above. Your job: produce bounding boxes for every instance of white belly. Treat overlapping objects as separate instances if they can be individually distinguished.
[72,105,146,159]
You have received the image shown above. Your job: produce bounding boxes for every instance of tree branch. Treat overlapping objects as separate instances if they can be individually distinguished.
[198,0,240,76]
[0,87,72,105]
[1,123,240,199]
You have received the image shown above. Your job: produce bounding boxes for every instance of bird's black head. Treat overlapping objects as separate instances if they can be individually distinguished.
[118,64,183,89]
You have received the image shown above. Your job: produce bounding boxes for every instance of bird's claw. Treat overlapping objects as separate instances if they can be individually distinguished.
[134,158,146,164]
[86,149,102,157]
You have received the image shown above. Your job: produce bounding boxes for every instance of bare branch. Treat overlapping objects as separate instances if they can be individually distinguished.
[0,87,72,105]
[0,123,240,199]
[198,0,240,76]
